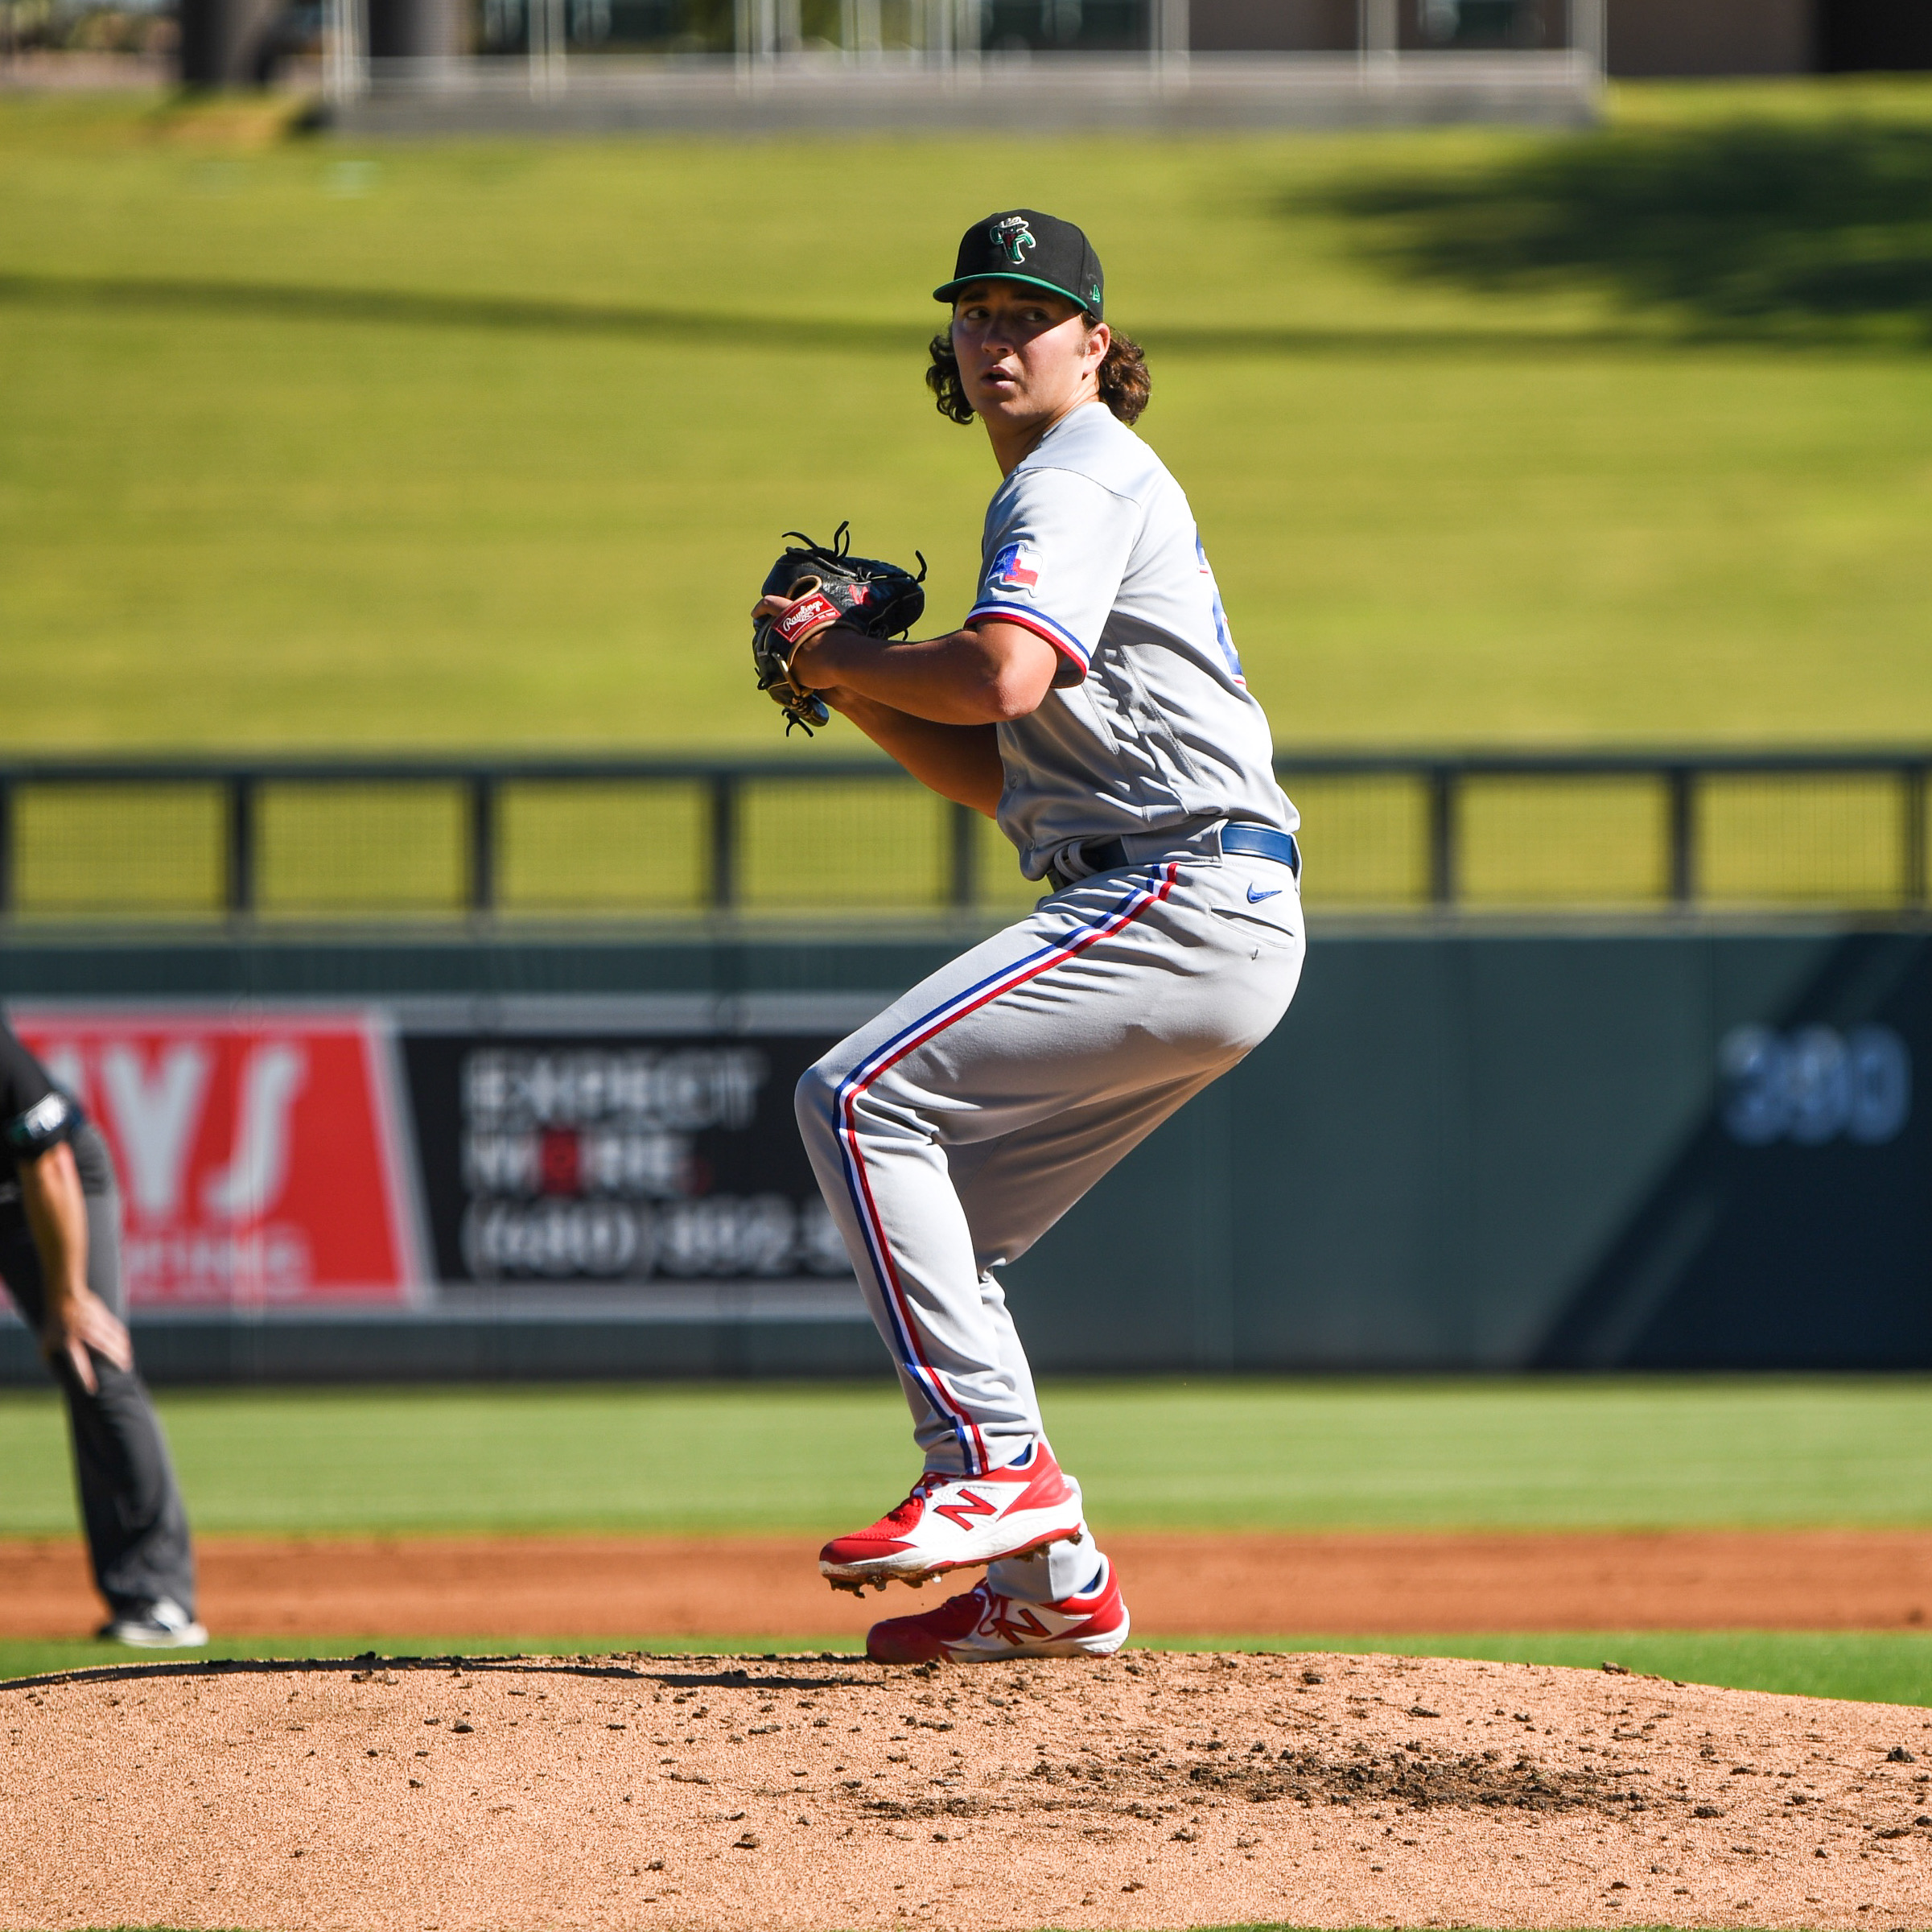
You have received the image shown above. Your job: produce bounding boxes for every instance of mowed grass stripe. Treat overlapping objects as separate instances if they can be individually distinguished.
[2,1379,1927,1539]
[5,89,1932,758]
[6,1632,1927,1707]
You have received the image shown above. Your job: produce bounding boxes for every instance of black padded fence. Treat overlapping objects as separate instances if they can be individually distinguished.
[1,751,1928,925]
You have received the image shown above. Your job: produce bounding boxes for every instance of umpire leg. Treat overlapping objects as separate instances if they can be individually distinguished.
[0,1125,196,1622]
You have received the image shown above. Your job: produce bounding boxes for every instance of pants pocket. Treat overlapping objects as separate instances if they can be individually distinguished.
[1210,905,1302,954]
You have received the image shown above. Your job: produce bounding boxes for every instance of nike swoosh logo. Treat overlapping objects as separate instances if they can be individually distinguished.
[1247,884,1283,903]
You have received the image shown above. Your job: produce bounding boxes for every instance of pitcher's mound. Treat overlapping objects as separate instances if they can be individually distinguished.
[3,1649,1926,1930]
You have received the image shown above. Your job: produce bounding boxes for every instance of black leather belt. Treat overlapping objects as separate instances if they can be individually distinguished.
[1048,824,1301,893]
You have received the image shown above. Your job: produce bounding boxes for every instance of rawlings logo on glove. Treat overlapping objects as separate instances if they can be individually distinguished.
[772,592,844,650]
[752,523,927,738]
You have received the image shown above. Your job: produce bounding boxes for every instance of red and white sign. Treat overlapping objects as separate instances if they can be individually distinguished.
[12,1009,419,1310]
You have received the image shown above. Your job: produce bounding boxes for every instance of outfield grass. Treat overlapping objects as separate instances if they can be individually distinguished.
[6,1631,1927,1707]
[3,84,1931,755]
[2,1378,1928,1539]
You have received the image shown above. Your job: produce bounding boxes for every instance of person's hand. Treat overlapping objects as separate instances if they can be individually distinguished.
[751,593,843,694]
[40,1286,132,1396]
[783,624,834,697]
[751,592,871,702]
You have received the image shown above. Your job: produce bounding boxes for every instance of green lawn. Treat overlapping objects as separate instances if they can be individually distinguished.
[13,1381,1925,1703]
[3,83,1931,756]
[6,1631,1926,1707]
[3,1377,1928,1539]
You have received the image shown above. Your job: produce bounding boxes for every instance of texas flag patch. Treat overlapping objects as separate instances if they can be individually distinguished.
[990,542,1039,591]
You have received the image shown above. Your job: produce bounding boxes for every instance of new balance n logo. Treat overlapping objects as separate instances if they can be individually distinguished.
[986,1604,1053,1647]
[932,1488,1001,1532]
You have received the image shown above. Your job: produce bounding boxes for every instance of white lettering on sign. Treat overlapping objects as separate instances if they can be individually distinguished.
[122,1226,315,1302]
[1719,1023,1911,1147]
[463,1197,651,1279]
[204,1042,308,1221]
[459,1193,851,1281]
[463,1048,767,1133]
[100,1041,212,1218]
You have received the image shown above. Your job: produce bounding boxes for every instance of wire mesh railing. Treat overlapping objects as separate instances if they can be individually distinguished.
[0,752,1927,925]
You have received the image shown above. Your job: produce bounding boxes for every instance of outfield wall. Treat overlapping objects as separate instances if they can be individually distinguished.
[1,922,1926,1381]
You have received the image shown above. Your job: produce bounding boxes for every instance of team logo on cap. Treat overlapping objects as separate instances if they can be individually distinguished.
[990,216,1036,266]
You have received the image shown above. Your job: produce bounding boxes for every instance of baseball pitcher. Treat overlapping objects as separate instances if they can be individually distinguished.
[751,209,1304,1662]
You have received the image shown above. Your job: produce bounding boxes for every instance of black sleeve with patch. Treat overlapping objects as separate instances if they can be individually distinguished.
[0,1019,80,1174]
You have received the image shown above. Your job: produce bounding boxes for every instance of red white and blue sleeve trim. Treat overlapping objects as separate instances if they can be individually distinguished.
[966,600,1091,681]
[828,863,1179,1474]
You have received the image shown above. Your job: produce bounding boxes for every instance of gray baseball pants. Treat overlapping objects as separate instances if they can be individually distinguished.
[796,846,1303,1601]
[0,1123,197,1623]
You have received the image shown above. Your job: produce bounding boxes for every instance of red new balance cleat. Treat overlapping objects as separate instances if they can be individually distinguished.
[818,1442,1086,1593]
[866,1557,1130,1662]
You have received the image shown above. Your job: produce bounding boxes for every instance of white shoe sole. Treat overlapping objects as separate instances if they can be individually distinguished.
[106,1621,209,1648]
[943,1605,1131,1662]
[822,1510,1087,1592]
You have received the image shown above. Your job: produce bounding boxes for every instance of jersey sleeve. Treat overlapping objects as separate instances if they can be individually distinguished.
[967,466,1138,686]
[0,1021,76,1164]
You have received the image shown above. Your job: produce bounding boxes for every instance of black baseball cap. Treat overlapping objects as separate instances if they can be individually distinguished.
[933,209,1105,321]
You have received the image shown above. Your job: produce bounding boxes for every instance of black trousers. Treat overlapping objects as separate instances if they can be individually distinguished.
[0,1124,196,1621]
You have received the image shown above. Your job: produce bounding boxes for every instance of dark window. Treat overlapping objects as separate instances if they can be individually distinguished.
[982,0,1150,54]
[1819,0,1932,71]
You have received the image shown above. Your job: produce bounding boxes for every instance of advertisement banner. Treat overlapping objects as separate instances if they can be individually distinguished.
[398,1031,853,1288]
[12,1010,420,1309]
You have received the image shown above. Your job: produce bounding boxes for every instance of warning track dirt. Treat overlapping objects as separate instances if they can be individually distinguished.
[6,1528,1930,1640]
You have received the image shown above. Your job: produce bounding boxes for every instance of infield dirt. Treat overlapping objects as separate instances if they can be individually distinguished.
[4,1648,1930,1930]
[6,1530,1932,1641]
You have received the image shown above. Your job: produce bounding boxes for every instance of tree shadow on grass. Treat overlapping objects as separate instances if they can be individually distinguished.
[1329,116,1932,344]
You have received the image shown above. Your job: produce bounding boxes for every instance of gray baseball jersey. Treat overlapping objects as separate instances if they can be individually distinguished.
[965,400,1297,881]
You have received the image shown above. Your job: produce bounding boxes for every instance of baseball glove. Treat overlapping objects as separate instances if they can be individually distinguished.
[753,523,927,737]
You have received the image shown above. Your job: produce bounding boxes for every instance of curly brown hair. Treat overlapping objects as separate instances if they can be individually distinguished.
[925,327,1151,428]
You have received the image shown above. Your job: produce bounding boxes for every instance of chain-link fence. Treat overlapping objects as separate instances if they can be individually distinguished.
[2,754,1926,925]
